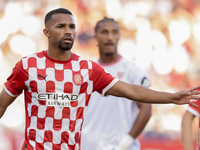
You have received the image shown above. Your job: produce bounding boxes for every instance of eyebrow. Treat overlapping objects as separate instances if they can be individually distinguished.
[56,23,75,26]
[101,28,118,32]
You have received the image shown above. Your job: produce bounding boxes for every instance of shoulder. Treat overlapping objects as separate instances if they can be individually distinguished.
[121,57,145,72]
[21,51,46,62]
[71,53,103,70]
[22,51,46,59]
[121,58,151,87]
[20,51,46,69]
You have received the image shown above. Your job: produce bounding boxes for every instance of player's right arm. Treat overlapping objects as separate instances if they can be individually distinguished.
[181,110,196,150]
[0,59,27,119]
[0,88,16,118]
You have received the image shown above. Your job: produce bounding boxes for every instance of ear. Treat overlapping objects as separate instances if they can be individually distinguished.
[93,34,97,40]
[93,34,98,46]
[43,28,50,37]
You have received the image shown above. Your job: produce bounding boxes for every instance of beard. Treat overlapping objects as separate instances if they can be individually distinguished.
[57,36,74,51]
[100,49,115,56]
[105,52,115,56]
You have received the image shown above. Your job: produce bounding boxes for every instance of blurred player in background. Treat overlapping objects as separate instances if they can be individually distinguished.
[1,7,200,150]
[181,98,200,150]
[81,17,152,150]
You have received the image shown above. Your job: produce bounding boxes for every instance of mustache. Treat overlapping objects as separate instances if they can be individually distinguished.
[105,41,114,45]
[61,35,74,41]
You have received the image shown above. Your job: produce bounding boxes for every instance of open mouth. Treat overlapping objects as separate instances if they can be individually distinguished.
[63,37,73,43]
[105,42,114,46]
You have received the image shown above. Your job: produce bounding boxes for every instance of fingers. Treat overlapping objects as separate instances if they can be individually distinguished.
[187,85,200,92]
[190,95,200,100]
[178,85,200,97]
[191,90,200,95]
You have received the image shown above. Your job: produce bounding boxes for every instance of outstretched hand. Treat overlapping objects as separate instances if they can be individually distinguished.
[172,85,200,108]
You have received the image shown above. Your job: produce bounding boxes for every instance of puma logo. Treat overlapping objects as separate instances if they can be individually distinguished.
[38,74,48,82]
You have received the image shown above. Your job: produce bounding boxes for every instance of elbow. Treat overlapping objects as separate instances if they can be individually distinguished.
[147,109,152,119]
[146,108,152,120]
[146,104,152,119]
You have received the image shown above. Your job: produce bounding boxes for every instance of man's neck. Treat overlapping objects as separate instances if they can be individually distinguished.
[99,53,120,64]
[47,47,71,61]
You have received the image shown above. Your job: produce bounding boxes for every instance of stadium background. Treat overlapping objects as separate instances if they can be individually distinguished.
[0,0,200,149]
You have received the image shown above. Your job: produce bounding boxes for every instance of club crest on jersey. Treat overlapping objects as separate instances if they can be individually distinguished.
[37,93,78,107]
[73,73,83,85]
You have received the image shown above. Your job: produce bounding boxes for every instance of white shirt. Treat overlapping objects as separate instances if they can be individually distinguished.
[81,56,150,150]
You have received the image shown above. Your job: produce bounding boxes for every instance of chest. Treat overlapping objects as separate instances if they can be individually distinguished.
[105,65,130,82]
[25,67,90,94]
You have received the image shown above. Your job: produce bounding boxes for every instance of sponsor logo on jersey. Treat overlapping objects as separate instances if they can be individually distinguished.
[37,93,78,107]
[141,77,151,88]
[73,73,83,85]
[38,74,48,82]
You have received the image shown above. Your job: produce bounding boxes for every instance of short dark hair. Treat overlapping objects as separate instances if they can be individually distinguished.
[44,8,73,26]
[94,17,118,33]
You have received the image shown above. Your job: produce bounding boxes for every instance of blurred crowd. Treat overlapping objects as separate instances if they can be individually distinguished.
[0,0,200,149]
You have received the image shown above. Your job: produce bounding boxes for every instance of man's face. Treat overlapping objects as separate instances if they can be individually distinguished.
[45,13,76,51]
[95,21,120,55]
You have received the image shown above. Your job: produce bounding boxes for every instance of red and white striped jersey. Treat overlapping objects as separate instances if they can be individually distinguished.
[4,51,118,150]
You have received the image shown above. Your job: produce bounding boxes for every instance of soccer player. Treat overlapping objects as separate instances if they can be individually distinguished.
[181,100,200,150]
[0,8,200,150]
[81,17,152,150]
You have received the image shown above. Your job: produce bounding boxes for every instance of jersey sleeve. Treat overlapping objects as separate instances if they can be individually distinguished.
[4,59,27,97]
[90,61,118,96]
[186,100,200,118]
[129,62,151,88]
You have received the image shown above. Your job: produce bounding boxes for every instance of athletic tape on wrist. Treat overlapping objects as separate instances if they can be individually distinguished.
[119,134,135,148]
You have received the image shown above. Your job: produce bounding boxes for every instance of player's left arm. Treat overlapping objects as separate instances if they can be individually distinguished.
[128,75,152,139]
[0,88,16,119]
[129,102,152,138]
[115,102,152,150]
[115,99,152,150]
[106,80,200,107]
